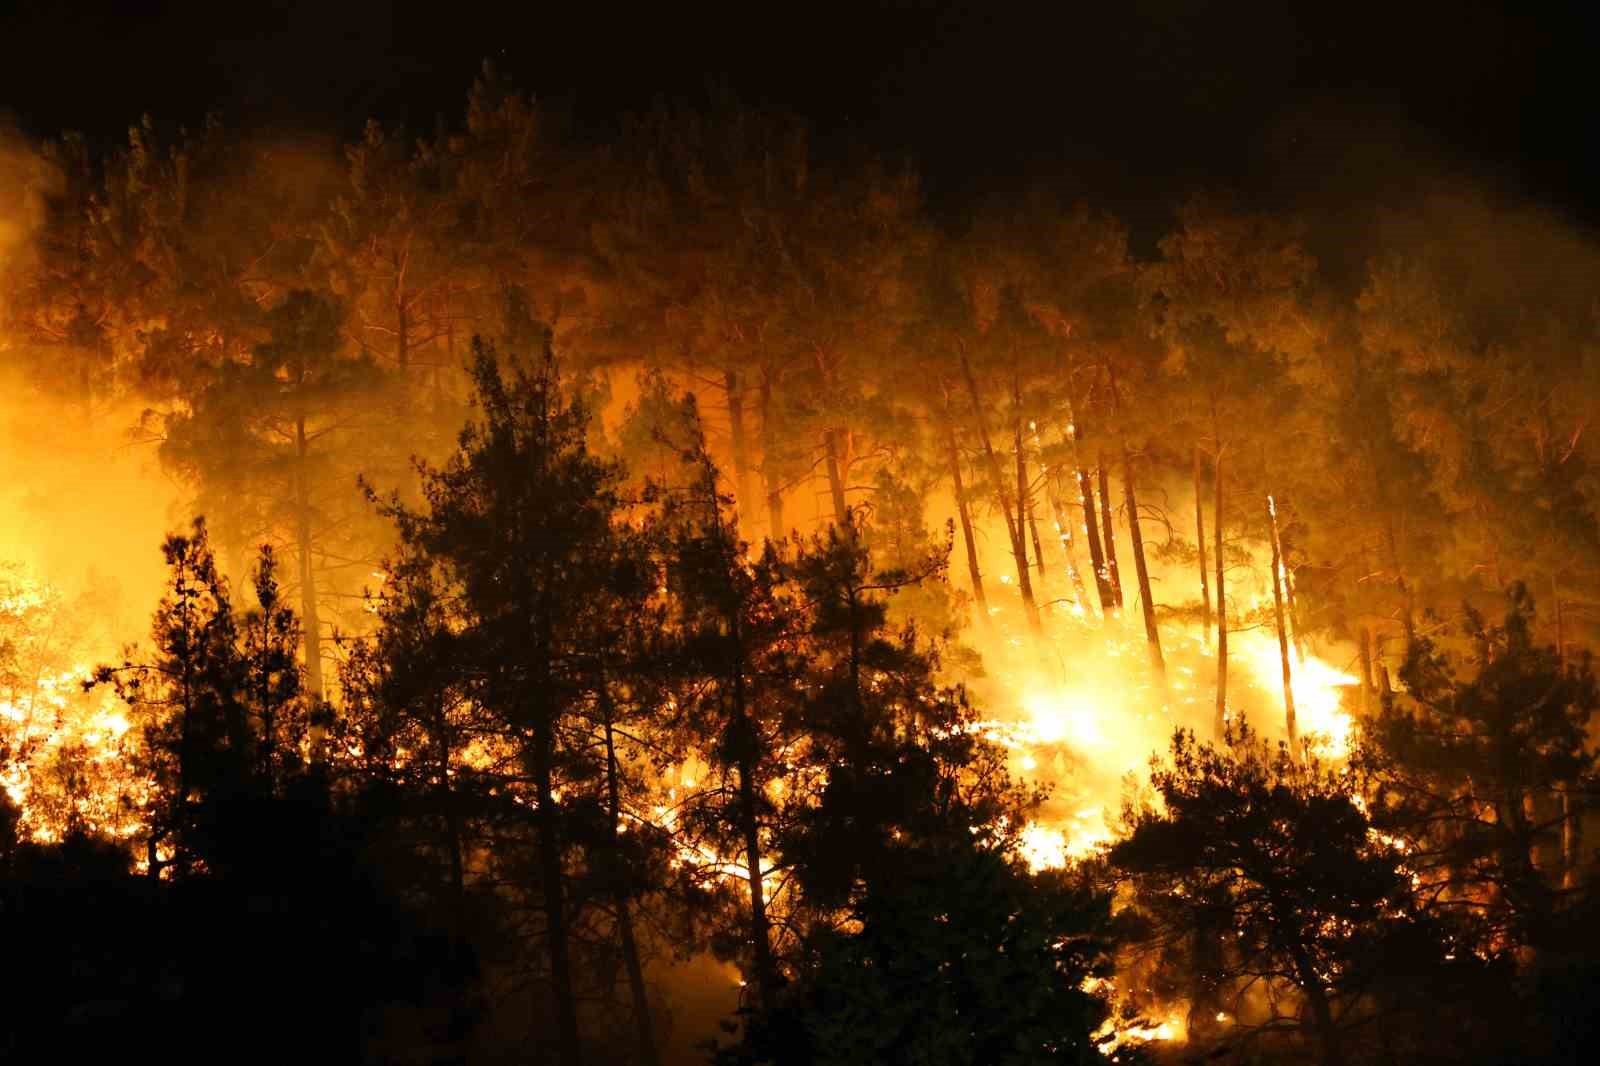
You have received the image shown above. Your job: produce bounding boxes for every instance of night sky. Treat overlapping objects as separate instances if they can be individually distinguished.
[3,1,1598,226]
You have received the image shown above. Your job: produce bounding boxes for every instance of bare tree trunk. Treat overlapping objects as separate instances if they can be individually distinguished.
[1214,448,1229,740]
[1194,447,1212,647]
[1098,462,1124,610]
[1123,444,1165,680]
[725,370,756,529]
[958,347,1041,634]
[945,421,989,619]
[1268,495,1298,752]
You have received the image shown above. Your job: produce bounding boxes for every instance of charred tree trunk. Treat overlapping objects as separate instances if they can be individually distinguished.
[725,370,757,529]
[1268,495,1298,752]
[1098,462,1124,610]
[600,685,659,1066]
[959,348,1041,634]
[1193,447,1213,648]
[1123,446,1165,679]
[1213,448,1229,739]
[944,419,990,619]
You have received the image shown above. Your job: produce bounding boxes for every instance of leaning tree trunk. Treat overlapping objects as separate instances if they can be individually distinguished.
[959,348,1042,635]
[944,419,990,619]
[1213,447,1229,740]
[1122,444,1165,680]
[1097,462,1124,610]
[1268,495,1298,753]
[725,370,757,530]
[1194,446,1213,647]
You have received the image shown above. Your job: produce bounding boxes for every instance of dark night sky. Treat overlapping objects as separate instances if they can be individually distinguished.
[3,1,1598,226]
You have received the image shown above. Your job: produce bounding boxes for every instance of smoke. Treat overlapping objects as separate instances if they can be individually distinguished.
[0,119,57,321]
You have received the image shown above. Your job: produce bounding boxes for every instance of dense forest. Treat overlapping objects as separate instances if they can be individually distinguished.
[3,68,1600,1065]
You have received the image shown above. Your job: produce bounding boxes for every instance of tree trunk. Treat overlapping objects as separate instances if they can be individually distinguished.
[1194,448,1212,647]
[958,350,1041,634]
[1555,579,1581,890]
[734,683,777,1011]
[1034,422,1091,615]
[813,350,851,527]
[1268,495,1298,752]
[758,372,785,540]
[1076,466,1114,615]
[945,422,990,619]
[1024,489,1048,584]
[822,429,850,526]
[532,714,583,1066]
[1384,515,1417,653]
[1291,943,1346,1066]
[1062,399,1115,615]
[1283,559,1308,666]
[1123,445,1165,680]
[294,416,324,706]
[1357,623,1375,718]
[601,685,659,1066]
[725,370,757,531]
[1013,403,1047,583]
[1097,462,1124,611]
[1213,449,1228,739]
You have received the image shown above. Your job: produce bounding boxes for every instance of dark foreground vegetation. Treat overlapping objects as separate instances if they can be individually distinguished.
[2,67,1600,1065]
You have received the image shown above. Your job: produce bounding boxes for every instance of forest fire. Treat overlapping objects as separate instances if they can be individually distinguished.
[4,12,1600,1064]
